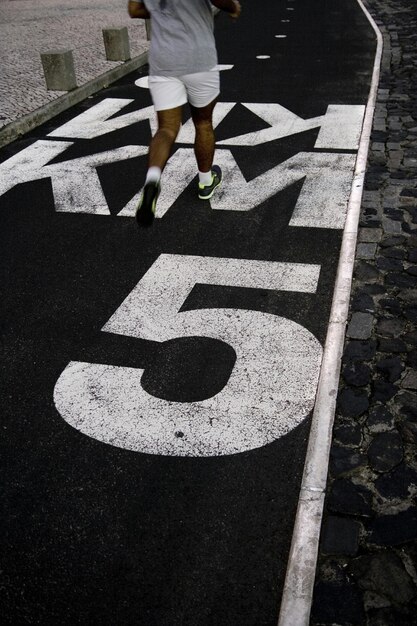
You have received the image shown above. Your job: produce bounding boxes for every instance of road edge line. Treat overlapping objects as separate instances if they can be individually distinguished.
[0,52,148,149]
[277,2,383,624]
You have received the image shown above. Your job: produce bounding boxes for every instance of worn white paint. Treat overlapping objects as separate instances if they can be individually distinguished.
[0,139,72,197]
[0,100,363,225]
[48,98,158,139]
[48,145,148,214]
[103,255,321,340]
[218,103,365,149]
[118,148,199,218]
[215,64,234,71]
[119,148,355,228]
[287,153,356,229]
[44,98,364,150]
[0,139,147,214]
[0,140,354,224]
[210,150,356,229]
[134,76,150,89]
[54,254,322,456]
[220,103,300,144]
[315,104,366,150]
[135,76,150,89]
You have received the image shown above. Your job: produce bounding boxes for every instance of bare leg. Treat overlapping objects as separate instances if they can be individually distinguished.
[136,107,182,227]
[190,98,217,173]
[148,106,182,170]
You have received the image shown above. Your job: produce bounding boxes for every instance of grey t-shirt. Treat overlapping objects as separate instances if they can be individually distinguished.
[142,0,218,76]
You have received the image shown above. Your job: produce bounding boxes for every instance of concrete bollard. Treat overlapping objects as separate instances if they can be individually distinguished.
[102,27,131,62]
[41,49,77,91]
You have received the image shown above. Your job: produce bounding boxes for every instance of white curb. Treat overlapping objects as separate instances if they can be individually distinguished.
[277,2,383,624]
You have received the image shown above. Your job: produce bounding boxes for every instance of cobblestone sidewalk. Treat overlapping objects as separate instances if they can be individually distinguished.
[312,0,417,624]
[0,0,147,129]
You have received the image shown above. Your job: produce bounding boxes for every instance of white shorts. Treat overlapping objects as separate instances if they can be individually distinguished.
[148,68,220,111]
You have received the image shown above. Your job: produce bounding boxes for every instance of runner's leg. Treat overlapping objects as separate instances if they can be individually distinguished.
[190,98,217,173]
[148,106,182,171]
[136,106,182,227]
[190,98,222,199]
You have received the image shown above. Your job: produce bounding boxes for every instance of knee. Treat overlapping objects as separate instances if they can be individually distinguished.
[158,123,180,142]
[194,119,213,133]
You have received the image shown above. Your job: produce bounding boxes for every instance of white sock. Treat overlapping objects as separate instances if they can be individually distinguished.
[199,170,212,186]
[145,166,162,184]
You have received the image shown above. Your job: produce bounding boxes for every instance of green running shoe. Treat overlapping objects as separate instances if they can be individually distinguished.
[198,165,222,200]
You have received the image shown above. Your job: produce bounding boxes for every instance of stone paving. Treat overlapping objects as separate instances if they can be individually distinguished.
[312,0,417,624]
[0,0,148,129]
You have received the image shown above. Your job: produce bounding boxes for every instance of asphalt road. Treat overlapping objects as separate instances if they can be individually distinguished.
[0,1,376,623]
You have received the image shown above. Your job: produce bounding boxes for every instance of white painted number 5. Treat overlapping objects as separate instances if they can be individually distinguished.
[54,255,323,456]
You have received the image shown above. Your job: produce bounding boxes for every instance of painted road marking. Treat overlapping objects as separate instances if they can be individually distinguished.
[209,150,355,229]
[0,138,355,225]
[0,0,379,622]
[47,99,158,140]
[0,140,147,215]
[119,148,355,228]
[119,148,201,218]
[2,100,365,150]
[44,98,364,147]
[0,100,365,225]
[54,255,322,456]
[217,103,365,149]
[0,82,366,456]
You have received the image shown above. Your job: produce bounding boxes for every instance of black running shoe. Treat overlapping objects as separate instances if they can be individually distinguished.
[136,181,160,227]
[198,165,222,200]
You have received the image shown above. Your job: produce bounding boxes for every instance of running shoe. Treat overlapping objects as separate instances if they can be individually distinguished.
[198,165,222,200]
[136,181,160,227]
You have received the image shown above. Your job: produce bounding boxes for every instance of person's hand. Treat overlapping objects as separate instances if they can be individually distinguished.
[229,0,241,19]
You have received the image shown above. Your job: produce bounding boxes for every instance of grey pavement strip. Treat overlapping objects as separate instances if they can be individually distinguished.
[0,51,148,149]
[277,1,383,624]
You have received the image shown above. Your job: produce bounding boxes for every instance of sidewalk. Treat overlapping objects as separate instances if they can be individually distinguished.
[0,0,148,130]
[312,0,417,624]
